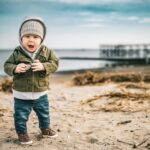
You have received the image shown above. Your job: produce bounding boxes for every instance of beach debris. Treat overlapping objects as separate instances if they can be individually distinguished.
[73,71,150,85]
[88,137,99,144]
[119,83,150,90]
[73,71,108,85]
[110,73,141,83]
[0,113,4,117]
[117,138,149,149]
[143,74,150,82]
[81,95,104,105]
[133,138,149,148]
[106,91,150,100]
[146,143,150,149]
[117,139,134,146]
[117,120,132,125]
[81,90,150,105]
[80,90,150,112]
[57,129,61,132]
[1,77,13,92]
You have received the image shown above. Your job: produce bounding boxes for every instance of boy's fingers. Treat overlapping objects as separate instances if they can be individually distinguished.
[33,59,40,63]
[18,63,27,67]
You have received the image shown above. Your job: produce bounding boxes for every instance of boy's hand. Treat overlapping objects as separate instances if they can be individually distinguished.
[15,63,30,73]
[31,59,45,72]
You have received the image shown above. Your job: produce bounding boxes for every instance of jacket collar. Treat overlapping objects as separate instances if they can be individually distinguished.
[19,45,42,60]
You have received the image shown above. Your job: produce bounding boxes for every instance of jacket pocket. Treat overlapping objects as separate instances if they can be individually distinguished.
[38,80,48,87]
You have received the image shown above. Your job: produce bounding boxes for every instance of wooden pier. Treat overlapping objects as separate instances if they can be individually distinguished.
[60,44,150,64]
[100,44,150,58]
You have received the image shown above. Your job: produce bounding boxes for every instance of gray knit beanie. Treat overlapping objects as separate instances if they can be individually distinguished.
[19,16,46,43]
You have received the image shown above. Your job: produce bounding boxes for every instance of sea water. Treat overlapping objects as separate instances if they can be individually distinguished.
[0,49,111,75]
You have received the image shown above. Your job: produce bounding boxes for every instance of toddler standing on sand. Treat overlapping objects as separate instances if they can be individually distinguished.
[4,16,59,145]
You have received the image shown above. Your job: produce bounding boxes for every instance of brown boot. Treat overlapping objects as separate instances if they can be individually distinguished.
[18,133,32,145]
[41,128,58,138]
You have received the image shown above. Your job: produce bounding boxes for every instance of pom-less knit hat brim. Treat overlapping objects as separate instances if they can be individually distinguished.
[19,16,46,43]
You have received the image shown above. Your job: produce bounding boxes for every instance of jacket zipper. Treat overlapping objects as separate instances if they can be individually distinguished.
[31,58,35,100]
[32,70,34,100]
[32,53,37,99]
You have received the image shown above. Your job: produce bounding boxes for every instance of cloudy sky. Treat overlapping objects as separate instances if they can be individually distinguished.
[0,0,150,49]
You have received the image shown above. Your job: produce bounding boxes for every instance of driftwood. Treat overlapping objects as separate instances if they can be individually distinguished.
[117,138,148,149]
[133,138,149,148]
[117,120,132,125]
[117,139,134,146]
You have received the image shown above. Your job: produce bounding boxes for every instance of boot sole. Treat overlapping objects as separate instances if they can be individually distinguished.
[42,134,58,138]
[20,140,33,145]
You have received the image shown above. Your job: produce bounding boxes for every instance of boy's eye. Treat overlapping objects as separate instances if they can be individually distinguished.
[34,36,39,38]
[26,35,30,38]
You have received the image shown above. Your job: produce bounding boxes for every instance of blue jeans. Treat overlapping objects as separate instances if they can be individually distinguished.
[14,94,50,134]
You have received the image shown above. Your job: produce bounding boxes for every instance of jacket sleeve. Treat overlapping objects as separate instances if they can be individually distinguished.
[4,52,17,76]
[42,49,59,75]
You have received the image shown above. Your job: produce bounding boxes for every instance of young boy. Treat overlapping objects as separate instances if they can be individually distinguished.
[4,16,59,145]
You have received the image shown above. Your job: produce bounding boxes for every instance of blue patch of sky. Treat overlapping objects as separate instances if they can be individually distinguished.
[1,0,150,48]
[1,1,150,27]
[1,1,150,17]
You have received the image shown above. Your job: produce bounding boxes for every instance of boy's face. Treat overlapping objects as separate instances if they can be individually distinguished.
[22,34,42,53]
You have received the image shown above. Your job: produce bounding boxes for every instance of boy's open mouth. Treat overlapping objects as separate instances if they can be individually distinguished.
[28,44,34,49]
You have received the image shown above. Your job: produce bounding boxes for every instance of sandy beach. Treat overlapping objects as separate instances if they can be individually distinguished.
[0,66,150,150]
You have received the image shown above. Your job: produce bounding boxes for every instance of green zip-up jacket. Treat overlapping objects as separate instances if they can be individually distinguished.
[4,45,59,92]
